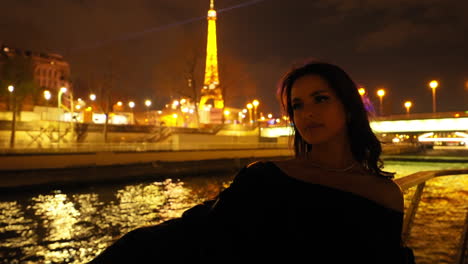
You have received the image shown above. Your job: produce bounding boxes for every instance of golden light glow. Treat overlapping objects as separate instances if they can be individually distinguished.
[252,100,259,107]
[247,103,253,109]
[358,88,366,96]
[75,105,81,110]
[199,0,224,113]
[128,101,135,108]
[429,80,439,89]
[404,101,412,108]
[370,118,468,132]
[145,100,152,107]
[7,85,14,93]
[172,114,178,118]
[43,90,51,100]
[377,89,385,97]
[267,114,273,119]
[117,101,123,107]
[89,94,96,101]
[224,110,230,116]
[60,87,67,93]
[203,1,219,87]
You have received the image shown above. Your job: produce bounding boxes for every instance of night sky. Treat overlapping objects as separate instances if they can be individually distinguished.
[1,0,467,116]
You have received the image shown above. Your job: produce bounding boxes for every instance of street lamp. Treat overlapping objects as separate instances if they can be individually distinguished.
[7,85,16,148]
[246,103,253,124]
[429,80,439,113]
[145,99,152,123]
[128,101,136,124]
[358,87,366,96]
[58,87,67,117]
[89,93,96,101]
[44,90,51,101]
[7,85,14,111]
[252,99,259,123]
[43,90,51,115]
[377,89,385,116]
[404,101,412,116]
[56,87,68,147]
[223,110,230,124]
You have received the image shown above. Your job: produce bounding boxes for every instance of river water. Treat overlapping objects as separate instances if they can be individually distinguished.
[0,159,466,264]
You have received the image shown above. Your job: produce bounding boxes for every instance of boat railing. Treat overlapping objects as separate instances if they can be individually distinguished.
[395,169,468,264]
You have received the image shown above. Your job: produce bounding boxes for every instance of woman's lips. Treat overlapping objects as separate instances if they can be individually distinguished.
[306,123,324,129]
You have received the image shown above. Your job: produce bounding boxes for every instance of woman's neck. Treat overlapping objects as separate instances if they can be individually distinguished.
[302,136,356,170]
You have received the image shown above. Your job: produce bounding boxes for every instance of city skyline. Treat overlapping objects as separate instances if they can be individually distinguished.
[1,0,467,115]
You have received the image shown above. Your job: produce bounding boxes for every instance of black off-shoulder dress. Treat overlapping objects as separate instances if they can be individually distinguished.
[89,161,415,264]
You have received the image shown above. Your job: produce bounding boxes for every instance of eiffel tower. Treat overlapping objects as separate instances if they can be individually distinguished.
[199,0,224,124]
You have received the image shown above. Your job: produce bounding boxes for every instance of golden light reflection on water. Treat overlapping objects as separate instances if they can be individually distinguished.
[0,162,466,264]
[385,161,468,264]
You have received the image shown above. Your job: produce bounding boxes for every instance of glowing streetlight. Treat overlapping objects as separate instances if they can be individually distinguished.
[7,85,15,148]
[43,90,51,107]
[144,99,152,123]
[89,93,96,101]
[404,101,412,116]
[7,85,14,110]
[246,103,253,124]
[429,80,439,113]
[145,99,152,107]
[252,99,259,123]
[127,101,135,124]
[267,113,273,119]
[43,90,51,100]
[377,89,385,116]
[358,87,366,96]
[58,87,68,110]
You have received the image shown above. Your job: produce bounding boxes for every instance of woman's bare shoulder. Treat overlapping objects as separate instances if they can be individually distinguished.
[369,175,404,213]
[272,159,404,212]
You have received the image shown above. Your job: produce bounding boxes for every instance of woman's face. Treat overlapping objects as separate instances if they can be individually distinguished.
[290,74,348,145]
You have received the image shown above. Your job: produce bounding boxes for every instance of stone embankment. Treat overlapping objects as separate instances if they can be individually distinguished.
[0,143,423,189]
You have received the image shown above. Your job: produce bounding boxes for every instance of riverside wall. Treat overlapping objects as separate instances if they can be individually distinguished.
[0,119,424,189]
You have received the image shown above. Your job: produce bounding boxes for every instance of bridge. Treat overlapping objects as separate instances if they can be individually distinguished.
[262,111,468,147]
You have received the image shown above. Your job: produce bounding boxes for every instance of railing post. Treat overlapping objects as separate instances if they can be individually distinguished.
[402,182,426,243]
[456,210,468,264]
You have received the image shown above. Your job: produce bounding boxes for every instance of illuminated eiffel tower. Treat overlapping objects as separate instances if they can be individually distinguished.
[199,0,224,124]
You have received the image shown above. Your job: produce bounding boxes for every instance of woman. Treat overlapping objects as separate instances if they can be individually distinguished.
[89,60,414,263]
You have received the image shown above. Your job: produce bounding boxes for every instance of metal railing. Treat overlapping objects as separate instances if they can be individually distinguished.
[395,169,468,264]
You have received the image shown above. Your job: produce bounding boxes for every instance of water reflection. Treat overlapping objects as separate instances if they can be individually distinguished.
[386,161,468,264]
[0,162,466,264]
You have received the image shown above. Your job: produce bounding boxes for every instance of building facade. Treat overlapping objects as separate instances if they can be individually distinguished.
[0,43,71,109]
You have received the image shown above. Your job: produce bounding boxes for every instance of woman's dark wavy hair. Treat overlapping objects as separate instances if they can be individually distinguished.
[277,59,394,179]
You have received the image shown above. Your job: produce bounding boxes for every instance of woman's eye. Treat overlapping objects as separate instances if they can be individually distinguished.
[291,103,302,110]
[315,95,330,103]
